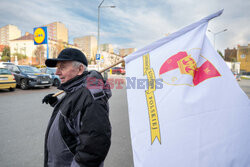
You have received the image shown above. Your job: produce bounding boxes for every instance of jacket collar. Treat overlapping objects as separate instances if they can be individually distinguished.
[58,71,89,93]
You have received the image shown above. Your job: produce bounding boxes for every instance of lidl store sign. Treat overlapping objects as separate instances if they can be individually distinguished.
[33,27,48,45]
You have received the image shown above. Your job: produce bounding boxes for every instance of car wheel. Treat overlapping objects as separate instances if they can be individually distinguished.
[44,86,50,88]
[53,79,60,87]
[20,79,28,90]
[9,87,15,91]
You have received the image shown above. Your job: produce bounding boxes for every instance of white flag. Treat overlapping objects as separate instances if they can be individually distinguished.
[124,10,250,167]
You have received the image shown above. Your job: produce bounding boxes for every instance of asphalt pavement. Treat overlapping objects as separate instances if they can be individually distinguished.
[0,78,249,167]
[0,77,133,167]
[238,79,250,98]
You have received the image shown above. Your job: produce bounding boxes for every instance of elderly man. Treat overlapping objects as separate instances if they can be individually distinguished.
[42,48,112,167]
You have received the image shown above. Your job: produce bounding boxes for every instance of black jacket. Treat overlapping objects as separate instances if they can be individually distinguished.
[44,71,112,167]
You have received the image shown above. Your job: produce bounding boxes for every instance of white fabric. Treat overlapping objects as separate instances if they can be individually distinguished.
[125,10,250,167]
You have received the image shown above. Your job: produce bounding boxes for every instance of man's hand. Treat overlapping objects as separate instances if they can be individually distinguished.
[42,93,58,106]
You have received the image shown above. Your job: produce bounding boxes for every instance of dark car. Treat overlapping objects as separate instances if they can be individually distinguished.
[7,65,52,90]
[40,67,61,87]
[241,72,250,80]
[111,67,126,75]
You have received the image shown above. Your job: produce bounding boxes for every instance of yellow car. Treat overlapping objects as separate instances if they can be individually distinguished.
[0,68,16,91]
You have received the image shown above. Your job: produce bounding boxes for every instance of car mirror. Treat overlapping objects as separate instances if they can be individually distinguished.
[14,71,20,74]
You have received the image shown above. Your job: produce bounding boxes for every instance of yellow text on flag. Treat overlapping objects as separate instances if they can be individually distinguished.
[143,53,161,144]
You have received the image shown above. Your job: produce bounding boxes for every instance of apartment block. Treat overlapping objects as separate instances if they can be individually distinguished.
[237,44,250,72]
[43,22,68,43]
[119,48,137,57]
[100,43,114,53]
[0,24,21,45]
[73,35,97,60]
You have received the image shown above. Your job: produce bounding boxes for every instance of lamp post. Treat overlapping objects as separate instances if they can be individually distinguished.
[208,29,227,49]
[97,0,115,54]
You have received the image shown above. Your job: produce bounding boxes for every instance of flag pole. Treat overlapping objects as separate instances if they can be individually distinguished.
[52,59,125,97]
[98,59,124,73]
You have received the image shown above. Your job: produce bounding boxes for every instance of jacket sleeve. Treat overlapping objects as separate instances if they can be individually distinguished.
[71,98,111,167]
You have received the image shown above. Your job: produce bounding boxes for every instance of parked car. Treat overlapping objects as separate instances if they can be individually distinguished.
[241,72,250,79]
[234,74,241,81]
[7,65,52,90]
[111,67,126,75]
[0,62,15,68]
[40,67,61,87]
[0,68,16,91]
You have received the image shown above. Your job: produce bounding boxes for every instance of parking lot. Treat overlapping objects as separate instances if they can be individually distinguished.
[0,78,249,167]
[0,75,133,167]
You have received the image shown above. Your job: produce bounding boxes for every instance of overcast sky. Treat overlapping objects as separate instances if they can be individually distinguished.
[0,0,249,53]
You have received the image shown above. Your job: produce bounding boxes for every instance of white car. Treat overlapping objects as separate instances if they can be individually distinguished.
[0,62,15,68]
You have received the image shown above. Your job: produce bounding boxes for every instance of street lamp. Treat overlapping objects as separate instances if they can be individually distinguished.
[208,29,227,49]
[97,0,115,54]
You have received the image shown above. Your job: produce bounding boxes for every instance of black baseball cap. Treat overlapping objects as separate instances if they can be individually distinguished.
[45,48,88,67]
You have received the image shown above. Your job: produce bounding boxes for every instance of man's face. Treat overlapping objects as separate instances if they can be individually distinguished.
[55,61,82,84]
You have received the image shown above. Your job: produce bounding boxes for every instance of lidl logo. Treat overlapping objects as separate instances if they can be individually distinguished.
[33,27,48,45]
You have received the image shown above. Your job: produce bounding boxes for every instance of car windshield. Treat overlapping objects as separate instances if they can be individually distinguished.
[48,68,56,73]
[19,66,41,73]
[3,63,14,65]
[0,68,12,75]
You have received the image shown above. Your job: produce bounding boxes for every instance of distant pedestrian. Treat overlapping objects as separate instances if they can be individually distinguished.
[42,48,112,167]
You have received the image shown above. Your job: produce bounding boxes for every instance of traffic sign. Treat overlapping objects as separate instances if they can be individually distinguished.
[96,54,101,60]
[101,55,104,62]
[33,27,48,45]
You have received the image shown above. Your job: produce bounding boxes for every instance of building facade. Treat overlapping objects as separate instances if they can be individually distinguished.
[226,61,241,74]
[9,32,81,66]
[73,35,97,61]
[119,48,137,57]
[237,44,250,72]
[9,32,38,65]
[0,24,21,45]
[43,22,68,43]
[100,44,114,53]
[102,51,122,67]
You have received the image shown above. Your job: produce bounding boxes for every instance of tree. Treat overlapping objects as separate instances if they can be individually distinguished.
[12,53,27,60]
[12,53,27,65]
[231,57,237,62]
[217,50,224,59]
[1,46,10,62]
[34,45,45,65]
[121,61,125,68]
